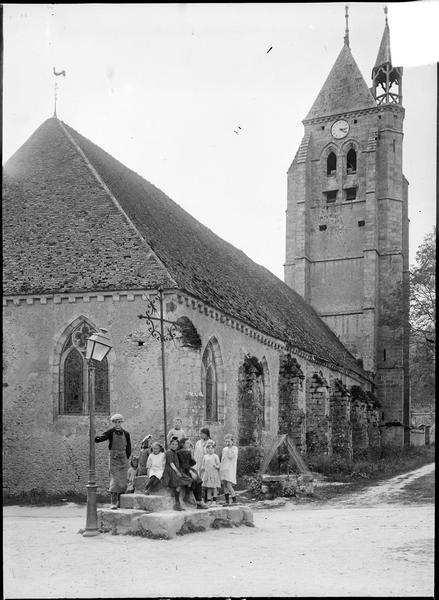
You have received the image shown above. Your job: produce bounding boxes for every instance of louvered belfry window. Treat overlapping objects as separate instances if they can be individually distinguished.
[59,321,110,415]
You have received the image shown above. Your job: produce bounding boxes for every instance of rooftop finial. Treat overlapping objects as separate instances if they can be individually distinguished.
[53,67,66,118]
[344,4,350,47]
[384,4,388,24]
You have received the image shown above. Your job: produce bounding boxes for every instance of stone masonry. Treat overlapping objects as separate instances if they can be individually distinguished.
[329,379,353,459]
[306,372,332,457]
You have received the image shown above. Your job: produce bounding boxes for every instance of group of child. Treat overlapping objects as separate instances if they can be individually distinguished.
[126,418,239,511]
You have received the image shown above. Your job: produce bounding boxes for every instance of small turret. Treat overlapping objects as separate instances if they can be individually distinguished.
[372,6,403,105]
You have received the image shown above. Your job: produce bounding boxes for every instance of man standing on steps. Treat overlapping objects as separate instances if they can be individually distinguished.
[95,414,132,509]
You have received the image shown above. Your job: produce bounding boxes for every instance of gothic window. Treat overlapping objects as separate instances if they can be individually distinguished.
[327,152,337,176]
[202,344,218,422]
[206,364,217,422]
[346,148,357,173]
[63,349,84,414]
[95,357,110,413]
[201,338,225,423]
[59,320,110,415]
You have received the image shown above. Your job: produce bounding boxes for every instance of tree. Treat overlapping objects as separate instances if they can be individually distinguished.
[409,228,436,412]
[410,228,436,342]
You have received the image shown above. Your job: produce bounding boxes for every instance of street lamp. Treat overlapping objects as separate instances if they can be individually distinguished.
[83,327,112,537]
[138,287,181,449]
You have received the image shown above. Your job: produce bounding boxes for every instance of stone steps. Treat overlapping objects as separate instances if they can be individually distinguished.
[120,493,174,512]
[98,504,254,539]
[97,476,254,539]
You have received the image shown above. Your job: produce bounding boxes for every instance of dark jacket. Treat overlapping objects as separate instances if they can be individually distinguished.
[95,427,132,458]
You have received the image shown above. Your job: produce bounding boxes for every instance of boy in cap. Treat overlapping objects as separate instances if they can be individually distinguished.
[95,414,131,509]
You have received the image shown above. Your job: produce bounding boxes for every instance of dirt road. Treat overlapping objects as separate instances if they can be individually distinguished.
[3,462,434,598]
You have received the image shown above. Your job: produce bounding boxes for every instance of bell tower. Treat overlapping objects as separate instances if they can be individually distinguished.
[284,6,410,443]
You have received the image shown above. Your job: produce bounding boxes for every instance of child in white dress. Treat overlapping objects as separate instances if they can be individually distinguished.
[220,434,238,505]
[144,442,166,494]
[200,441,221,505]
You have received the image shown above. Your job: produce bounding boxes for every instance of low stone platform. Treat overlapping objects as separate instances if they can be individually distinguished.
[119,493,174,512]
[98,504,254,539]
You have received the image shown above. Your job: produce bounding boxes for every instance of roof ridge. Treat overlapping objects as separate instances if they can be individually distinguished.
[57,119,178,288]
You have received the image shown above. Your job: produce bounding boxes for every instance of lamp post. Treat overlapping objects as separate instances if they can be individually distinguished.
[83,327,113,538]
[138,287,181,449]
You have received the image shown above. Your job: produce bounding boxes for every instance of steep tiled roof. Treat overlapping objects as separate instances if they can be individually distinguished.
[3,119,175,294]
[305,45,376,120]
[3,118,368,378]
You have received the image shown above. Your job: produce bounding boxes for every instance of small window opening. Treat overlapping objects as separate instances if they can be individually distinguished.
[354,119,358,124]
[358,220,365,227]
[321,125,325,130]
[346,148,357,174]
[319,224,327,231]
[383,349,386,362]
[392,139,396,152]
[325,190,337,203]
[378,115,382,119]
[345,188,357,201]
[381,412,385,421]
[326,152,337,176]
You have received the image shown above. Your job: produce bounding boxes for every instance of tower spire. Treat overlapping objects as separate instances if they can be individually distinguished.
[371,5,402,105]
[344,4,350,48]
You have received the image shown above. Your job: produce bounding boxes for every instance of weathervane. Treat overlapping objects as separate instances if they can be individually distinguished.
[53,66,66,117]
[344,4,350,48]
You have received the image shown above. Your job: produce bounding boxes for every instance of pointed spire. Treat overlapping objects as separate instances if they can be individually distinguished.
[344,5,350,48]
[374,5,392,68]
[305,44,376,120]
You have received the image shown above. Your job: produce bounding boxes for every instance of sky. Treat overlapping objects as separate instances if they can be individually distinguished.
[3,2,438,279]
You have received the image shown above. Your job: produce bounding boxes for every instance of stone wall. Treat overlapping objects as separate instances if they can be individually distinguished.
[329,379,353,459]
[2,290,283,497]
[3,289,374,498]
[277,354,305,452]
[305,372,332,457]
[350,399,369,452]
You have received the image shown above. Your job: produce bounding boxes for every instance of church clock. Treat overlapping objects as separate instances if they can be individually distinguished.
[330,119,349,139]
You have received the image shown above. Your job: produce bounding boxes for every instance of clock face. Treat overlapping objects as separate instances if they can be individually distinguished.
[331,119,349,139]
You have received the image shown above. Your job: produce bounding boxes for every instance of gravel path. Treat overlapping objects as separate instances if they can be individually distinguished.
[3,463,434,598]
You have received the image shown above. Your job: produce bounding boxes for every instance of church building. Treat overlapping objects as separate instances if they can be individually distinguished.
[2,11,404,499]
[285,8,410,443]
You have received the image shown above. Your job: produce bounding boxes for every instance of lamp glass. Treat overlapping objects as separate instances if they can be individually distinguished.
[85,329,112,362]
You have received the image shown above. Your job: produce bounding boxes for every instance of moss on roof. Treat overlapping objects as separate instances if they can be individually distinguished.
[3,117,368,378]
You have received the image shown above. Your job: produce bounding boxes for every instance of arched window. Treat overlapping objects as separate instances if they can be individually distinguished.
[206,364,217,422]
[63,348,84,414]
[201,338,225,423]
[346,148,357,174]
[59,320,110,415]
[327,152,337,176]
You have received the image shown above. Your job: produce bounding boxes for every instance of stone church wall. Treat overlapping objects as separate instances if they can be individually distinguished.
[3,290,373,498]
